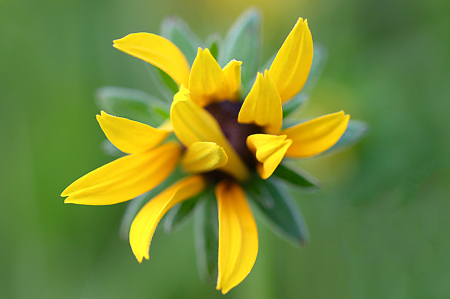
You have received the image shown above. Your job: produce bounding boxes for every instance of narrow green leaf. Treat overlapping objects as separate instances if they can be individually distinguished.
[219,7,262,89]
[163,193,201,234]
[321,120,369,156]
[273,161,321,190]
[194,189,218,284]
[95,86,168,127]
[245,177,309,245]
[118,167,186,241]
[101,139,125,157]
[205,33,221,61]
[146,64,179,102]
[160,15,202,66]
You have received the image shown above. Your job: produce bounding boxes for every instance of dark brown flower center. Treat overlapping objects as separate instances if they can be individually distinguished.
[205,100,263,171]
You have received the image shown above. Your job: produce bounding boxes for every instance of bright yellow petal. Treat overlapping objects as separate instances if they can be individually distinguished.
[269,18,313,103]
[188,48,231,106]
[97,111,171,154]
[113,33,190,86]
[171,87,249,181]
[216,180,258,294]
[282,111,350,158]
[130,175,206,262]
[62,142,182,205]
[247,134,292,179]
[238,70,282,134]
[182,141,228,173]
[222,60,242,100]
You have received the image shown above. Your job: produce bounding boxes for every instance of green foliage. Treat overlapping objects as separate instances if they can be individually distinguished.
[273,161,321,190]
[245,177,310,245]
[219,8,262,90]
[95,86,168,126]
[194,191,219,284]
[205,34,221,61]
[163,193,200,234]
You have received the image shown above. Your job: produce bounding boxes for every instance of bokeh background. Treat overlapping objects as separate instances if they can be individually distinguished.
[1,0,450,298]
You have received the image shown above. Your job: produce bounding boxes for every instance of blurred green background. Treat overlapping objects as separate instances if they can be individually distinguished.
[1,0,450,298]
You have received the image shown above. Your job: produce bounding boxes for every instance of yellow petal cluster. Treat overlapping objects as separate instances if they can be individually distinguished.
[62,16,350,295]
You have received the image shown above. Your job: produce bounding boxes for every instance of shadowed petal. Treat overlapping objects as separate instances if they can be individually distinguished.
[182,141,228,173]
[238,70,282,134]
[247,134,292,179]
[188,48,231,106]
[282,111,350,158]
[113,33,190,86]
[222,60,242,100]
[97,111,171,154]
[62,142,182,205]
[171,87,249,181]
[269,18,313,103]
[130,175,206,262]
[216,180,258,294]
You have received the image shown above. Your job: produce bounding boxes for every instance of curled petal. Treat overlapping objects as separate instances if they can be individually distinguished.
[182,141,228,173]
[130,175,206,262]
[97,111,171,154]
[171,87,249,181]
[216,180,258,294]
[62,142,183,205]
[222,60,242,100]
[238,70,282,134]
[247,134,292,179]
[113,33,190,86]
[269,18,313,103]
[188,48,231,106]
[282,111,350,158]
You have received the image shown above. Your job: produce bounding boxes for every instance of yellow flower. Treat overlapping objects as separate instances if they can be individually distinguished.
[62,17,349,294]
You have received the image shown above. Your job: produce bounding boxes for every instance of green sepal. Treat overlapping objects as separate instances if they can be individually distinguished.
[146,64,179,101]
[163,192,201,234]
[282,93,308,118]
[160,15,202,66]
[101,139,125,157]
[194,187,219,284]
[321,120,369,156]
[219,7,262,90]
[273,161,321,190]
[205,33,221,61]
[95,86,168,127]
[244,176,309,246]
[118,167,186,241]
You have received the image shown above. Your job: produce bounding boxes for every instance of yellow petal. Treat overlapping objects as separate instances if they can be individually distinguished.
[130,175,206,262]
[171,87,249,181]
[247,134,292,179]
[238,70,282,134]
[113,33,190,86]
[188,48,231,106]
[62,142,182,205]
[269,18,313,103]
[97,111,171,154]
[216,180,258,294]
[282,111,350,158]
[222,60,242,100]
[182,142,228,173]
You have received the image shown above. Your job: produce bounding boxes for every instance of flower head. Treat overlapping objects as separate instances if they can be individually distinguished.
[62,12,352,294]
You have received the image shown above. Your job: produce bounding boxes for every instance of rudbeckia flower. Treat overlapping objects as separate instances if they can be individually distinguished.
[62,11,357,294]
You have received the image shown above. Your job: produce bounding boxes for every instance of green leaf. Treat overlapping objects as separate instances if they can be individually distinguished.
[219,7,262,89]
[163,193,201,234]
[118,167,186,241]
[194,189,218,284]
[101,139,125,157]
[321,120,369,156]
[273,161,321,190]
[160,15,202,66]
[245,177,309,245]
[205,33,221,61]
[146,64,179,101]
[95,86,168,127]
[282,93,308,118]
